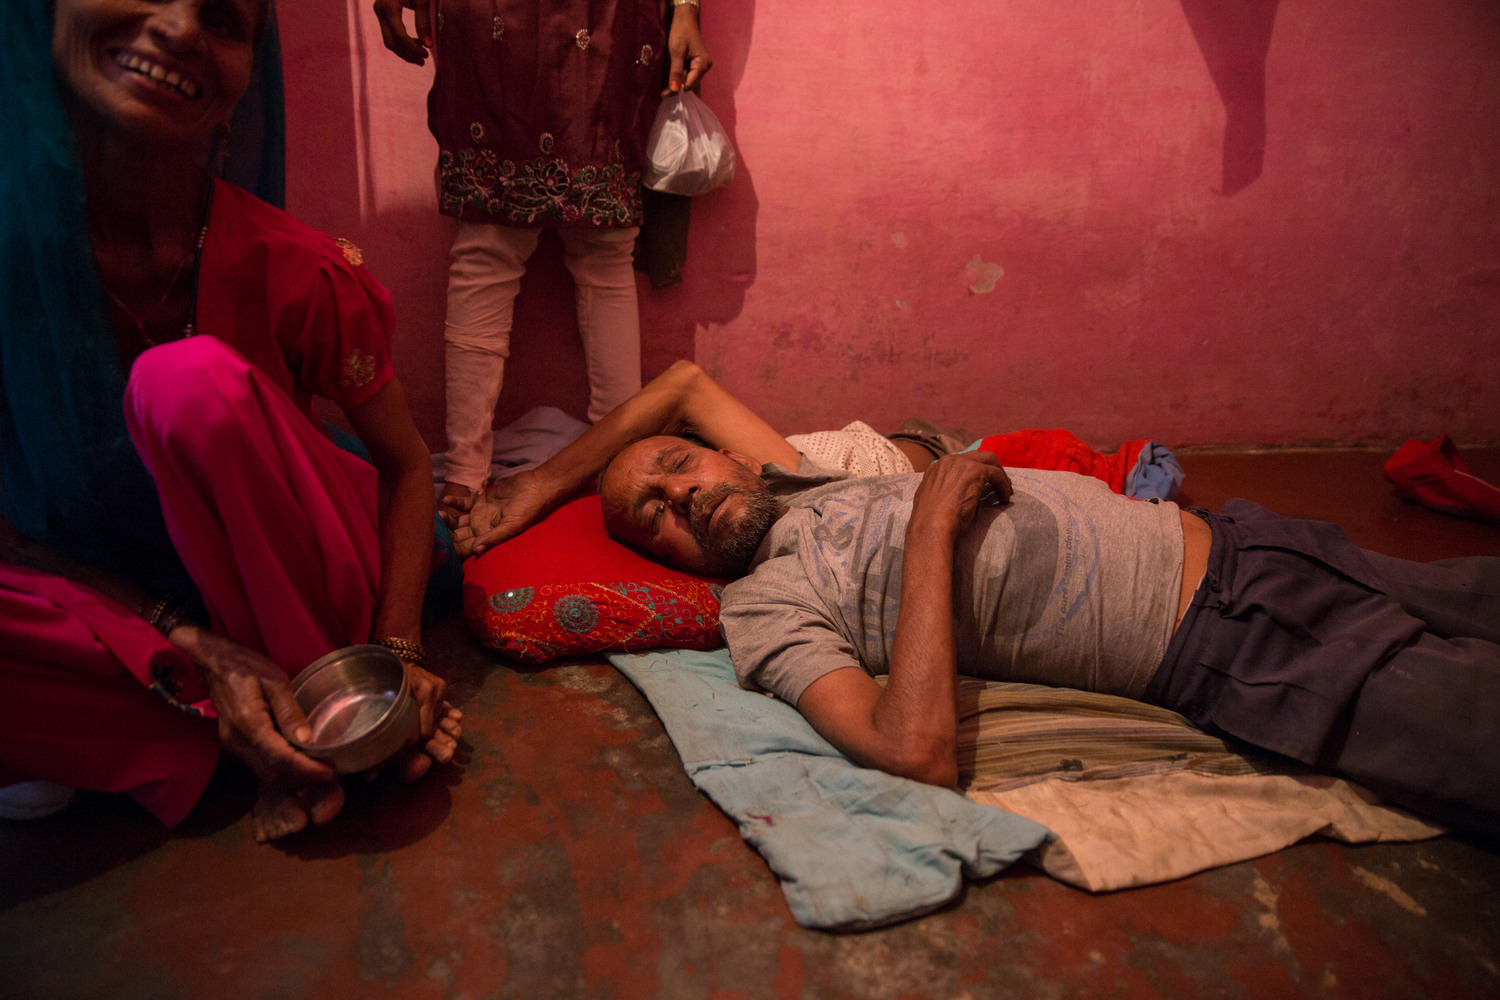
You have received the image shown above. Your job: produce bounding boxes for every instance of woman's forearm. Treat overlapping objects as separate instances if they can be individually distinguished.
[371,457,434,644]
[344,378,436,645]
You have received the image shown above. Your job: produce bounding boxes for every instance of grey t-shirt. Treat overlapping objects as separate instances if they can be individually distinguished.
[719,461,1185,706]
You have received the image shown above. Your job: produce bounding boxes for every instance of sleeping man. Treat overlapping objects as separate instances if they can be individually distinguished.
[453,361,1500,835]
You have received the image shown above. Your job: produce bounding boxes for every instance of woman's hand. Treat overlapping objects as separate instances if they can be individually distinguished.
[663,6,712,95]
[178,626,332,785]
[172,626,344,841]
[453,470,556,557]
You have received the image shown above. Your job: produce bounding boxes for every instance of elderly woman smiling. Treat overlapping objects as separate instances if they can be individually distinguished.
[0,0,460,840]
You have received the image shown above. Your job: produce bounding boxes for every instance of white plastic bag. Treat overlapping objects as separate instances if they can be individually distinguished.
[642,91,736,196]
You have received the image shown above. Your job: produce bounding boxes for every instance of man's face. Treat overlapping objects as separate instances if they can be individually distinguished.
[600,437,783,577]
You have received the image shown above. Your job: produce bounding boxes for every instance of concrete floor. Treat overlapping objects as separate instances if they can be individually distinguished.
[3,448,1499,1000]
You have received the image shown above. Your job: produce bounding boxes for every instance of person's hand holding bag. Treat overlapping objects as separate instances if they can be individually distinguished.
[642,92,736,196]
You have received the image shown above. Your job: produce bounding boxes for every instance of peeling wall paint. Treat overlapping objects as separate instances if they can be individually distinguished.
[966,256,1005,295]
[282,1,1500,450]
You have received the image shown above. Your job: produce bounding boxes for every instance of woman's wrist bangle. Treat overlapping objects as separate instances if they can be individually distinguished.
[155,606,195,638]
[142,595,170,629]
[143,594,201,638]
[671,0,700,7]
[376,636,427,667]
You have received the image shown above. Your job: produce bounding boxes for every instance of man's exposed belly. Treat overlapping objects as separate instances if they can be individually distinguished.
[1176,510,1212,630]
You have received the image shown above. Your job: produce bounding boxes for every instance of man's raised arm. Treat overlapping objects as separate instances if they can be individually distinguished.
[456,361,801,555]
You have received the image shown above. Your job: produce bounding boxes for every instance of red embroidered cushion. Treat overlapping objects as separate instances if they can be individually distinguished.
[462,494,726,663]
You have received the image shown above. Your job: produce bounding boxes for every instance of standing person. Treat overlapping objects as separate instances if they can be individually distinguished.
[1,0,460,840]
[373,0,713,502]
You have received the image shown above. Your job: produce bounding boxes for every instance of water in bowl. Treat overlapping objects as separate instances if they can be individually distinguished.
[304,683,398,745]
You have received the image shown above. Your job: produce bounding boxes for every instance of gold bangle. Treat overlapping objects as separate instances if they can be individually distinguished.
[143,595,171,632]
[671,0,700,7]
[376,636,427,667]
[156,606,195,638]
[143,595,199,638]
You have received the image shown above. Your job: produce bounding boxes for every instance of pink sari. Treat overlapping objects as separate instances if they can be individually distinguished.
[0,337,384,824]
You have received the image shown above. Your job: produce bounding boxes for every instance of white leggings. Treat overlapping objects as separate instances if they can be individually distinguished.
[442,222,642,490]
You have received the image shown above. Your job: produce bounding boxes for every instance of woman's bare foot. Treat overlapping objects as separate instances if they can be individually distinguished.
[440,482,479,504]
[384,703,463,784]
[393,749,434,783]
[438,483,479,530]
[251,779,346,843]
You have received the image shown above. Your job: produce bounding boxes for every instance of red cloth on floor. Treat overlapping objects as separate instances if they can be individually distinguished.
[974,429,1147,495]
[1384,436,1500,527]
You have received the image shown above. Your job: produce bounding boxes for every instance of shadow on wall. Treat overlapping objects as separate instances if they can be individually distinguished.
[636,2,758,386]
[1180,0,1280,196]
[277,0,454,445]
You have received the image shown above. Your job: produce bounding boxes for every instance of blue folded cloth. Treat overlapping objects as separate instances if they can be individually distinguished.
[1124,440,1186,501]
[608,647,1053,930]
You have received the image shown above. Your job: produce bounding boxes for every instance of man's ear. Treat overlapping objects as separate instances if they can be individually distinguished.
[720,448,764,475]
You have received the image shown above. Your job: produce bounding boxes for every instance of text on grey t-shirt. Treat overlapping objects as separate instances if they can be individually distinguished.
[719,467,1185,706]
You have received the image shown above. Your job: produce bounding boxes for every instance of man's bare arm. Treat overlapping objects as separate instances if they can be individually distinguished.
[793,453,1013,786]
[458,360,800,555]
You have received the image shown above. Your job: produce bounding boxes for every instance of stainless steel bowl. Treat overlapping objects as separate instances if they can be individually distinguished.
[288,644,419,774]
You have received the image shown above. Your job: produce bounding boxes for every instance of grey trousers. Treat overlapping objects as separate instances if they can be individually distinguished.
[1146,499,1500,835]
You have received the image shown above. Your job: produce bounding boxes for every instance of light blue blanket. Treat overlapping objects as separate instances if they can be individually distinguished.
[607,647,1053,930]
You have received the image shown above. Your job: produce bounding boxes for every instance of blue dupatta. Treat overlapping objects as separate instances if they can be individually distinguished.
[0,0,285,594]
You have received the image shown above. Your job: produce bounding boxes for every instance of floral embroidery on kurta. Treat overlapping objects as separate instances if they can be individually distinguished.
[340,348,377,390]
[428,0,663,229]
[437,148,641,226]
[333,238,364,266]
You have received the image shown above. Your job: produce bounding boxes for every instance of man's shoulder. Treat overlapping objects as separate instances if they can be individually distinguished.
[728,516,812,600]
[759,454,853,494]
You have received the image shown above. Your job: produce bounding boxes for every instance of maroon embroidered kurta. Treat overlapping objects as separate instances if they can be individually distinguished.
[428,0,666,228]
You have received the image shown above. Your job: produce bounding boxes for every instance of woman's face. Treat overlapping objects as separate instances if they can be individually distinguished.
[52,0,260,147]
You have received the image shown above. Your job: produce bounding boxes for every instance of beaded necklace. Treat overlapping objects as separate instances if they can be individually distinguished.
[101,177,215,345]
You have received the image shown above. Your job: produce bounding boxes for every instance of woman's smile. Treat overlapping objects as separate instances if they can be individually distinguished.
[110,48,203,101]
[52,0,256,146]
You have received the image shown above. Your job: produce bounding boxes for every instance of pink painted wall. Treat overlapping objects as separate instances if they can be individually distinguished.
[282,1,1500,452]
